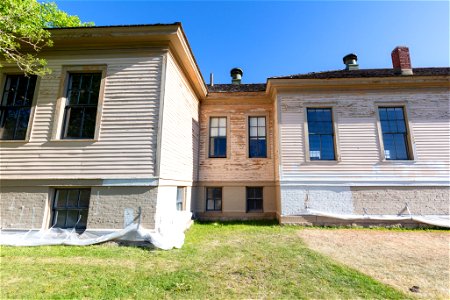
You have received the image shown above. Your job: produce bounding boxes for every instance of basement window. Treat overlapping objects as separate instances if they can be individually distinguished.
[206,187,222,211]
[378,107,411,160]
[176,187,186,211]
[52,188,90,231]
[62,73,101,139]
[0,75,37,140]
[306,108,335,160]
[246,187,263,212]
[209,117,227,158]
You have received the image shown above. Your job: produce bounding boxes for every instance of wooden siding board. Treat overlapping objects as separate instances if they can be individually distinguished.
[0,52,163,180]
[277,88,450,184]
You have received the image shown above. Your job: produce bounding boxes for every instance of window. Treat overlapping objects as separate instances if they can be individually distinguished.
[378,107,411,160]
[206,187,222,211]
[209,117,227,158]
[176,187,186,211]
[307,108,335,160]
[0,75,37,140]
[62,73,101,139]
[52,189,90,231]
[247,187,263,212]
[249,116,267,158]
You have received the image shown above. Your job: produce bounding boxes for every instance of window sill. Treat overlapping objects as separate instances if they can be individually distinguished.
[304,160,340,165]
[0,140,29,144]
[379,159,416,164]
[49,139,97,143]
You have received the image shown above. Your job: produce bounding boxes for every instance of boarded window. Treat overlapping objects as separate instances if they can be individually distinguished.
[62,73,101,139]
[209,117,227,158]
[379,107,410,160]
[52,188,90,231]
[249,116,267,158]
[206,187,222,211]
[307,108,335,160]
[247,187,263,212]
[0,75,37,140]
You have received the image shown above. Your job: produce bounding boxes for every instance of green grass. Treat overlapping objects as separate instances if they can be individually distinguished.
[0,221,410,299]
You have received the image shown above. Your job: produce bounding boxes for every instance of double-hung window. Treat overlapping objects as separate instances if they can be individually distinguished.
[206,187,222,211]
[249,116,267,158]
[0,75,37,140]
[306,108,335,160]
[52,188,90,231]
[209,117,227,158]
[378,107,411,160]
[62,73,101,139]
[246,187,263,212]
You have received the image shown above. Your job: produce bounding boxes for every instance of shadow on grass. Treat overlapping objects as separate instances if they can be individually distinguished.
[193,219,279,227]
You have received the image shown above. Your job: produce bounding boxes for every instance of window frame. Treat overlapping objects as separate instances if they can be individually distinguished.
[51,65,107,142]
[304,106,340,162]
[51,188,91,232]
[375,103,415,162]
[248,116,268,158]
[205,187,222,212]
[246,187,264,213]
[0,71,40,142]
[208,116,228,158]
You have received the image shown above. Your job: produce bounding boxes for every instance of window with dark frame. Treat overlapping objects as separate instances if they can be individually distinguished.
[249,116,267,158]
[62,73,101,139]
[176,187,186,211]
[307,108,335,160]
[209,117,227,158]
[378,107,410,160]
[206,187,222,211]
[0,75,37,140]
[52,188,90,231]
[247,187,263,212]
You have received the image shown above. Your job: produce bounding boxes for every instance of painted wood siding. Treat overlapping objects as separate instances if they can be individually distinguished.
[0,51,163,179]
[199,99,275,182]
[277,88,450,185]
[158,53,199,182]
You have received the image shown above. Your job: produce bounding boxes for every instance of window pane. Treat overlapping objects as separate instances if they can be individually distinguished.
[210,117,218,127]
[79,190,90,208]
[258,127,266,137]
[65,210,79,228]
[1,109,18,140]
[321,135,335,160]
[309,135,320,152]
[258,117,265,126]
[394,134,408,160]
[82,107,97,138]
[65,107,82,138]
[250,127,257,137]
[387,108,396,120]
[55,190,68,208]
[381,120,389,132]
[218,127,226,137]
[215,199,222,210]
[210,127,218,136]
[395,107,404,120]
[67,190,79,207]
[77,212,88,229]
[397,120,406,133]
[388,121,397,132]
[54,211,67,227]
[383,134,394,159]
[213,188,222,199]
[307,109,316,122]
[379,108,387,121]
[249,117,257,126]
[219,117,226,127]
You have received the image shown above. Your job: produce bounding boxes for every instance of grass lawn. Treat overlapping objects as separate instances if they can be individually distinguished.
[1,222,410,299]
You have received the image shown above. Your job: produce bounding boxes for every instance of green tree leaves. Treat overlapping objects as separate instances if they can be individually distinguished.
[0,0,93,75]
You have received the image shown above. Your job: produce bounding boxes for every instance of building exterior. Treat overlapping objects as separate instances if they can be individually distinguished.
[1,24,449,233]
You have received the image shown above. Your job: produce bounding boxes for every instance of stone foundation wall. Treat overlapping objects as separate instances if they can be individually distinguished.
[88,186,158,229]
[0,186,49,229]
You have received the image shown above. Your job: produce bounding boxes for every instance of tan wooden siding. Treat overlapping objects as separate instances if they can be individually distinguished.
[158,53,199,182]
[277,88,450,184]
[199,100,275,182]
[0,51,163,179]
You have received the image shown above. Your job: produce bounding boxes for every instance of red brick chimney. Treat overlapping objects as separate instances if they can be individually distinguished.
[391,46,413,75]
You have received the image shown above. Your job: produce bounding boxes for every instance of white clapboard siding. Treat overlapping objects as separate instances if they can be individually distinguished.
[158,53,199,182]
[0,52,163,179]
[278,88,450,184]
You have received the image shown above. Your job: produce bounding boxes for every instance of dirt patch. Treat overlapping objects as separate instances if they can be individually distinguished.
[298,229,450,299]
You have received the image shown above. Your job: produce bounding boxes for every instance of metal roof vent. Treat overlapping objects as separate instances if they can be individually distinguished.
[343,53,359,70]
[230,68,243,85]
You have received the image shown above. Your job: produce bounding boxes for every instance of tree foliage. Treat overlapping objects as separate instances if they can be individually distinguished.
[0,0,93,75]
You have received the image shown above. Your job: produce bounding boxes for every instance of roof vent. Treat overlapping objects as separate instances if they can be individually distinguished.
[343,53,359,70]
[230,68,243,85]
[391,46,413,75]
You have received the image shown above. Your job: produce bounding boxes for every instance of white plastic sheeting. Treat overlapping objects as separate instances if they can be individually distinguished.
[0,223,185,250]
[305,209,450,228]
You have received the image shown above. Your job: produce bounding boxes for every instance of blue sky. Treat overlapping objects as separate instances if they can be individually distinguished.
[54,1,449,84]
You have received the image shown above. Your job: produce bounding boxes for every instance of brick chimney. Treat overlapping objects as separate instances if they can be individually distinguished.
[391,46,413,75]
